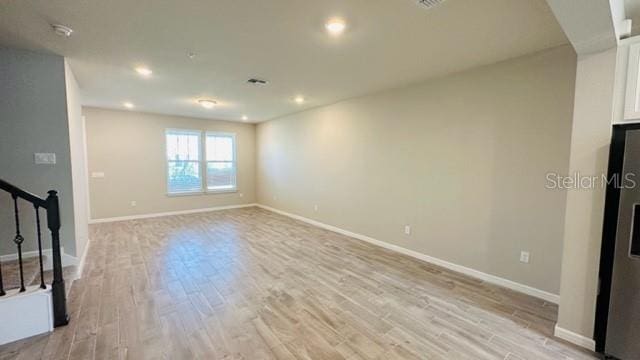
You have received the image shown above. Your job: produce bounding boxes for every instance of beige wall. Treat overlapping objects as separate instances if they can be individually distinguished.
[556,48,617,341]
[84,108,256,220]
[256,45,577,294]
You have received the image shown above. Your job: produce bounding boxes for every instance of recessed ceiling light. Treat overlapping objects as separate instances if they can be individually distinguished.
[51,24,73,37]
[198,99,217,109]
[135,66,152,77]
[123,102,134,109]
[294,96,305,104]
[242,115,249,121]
[325,18,346,36]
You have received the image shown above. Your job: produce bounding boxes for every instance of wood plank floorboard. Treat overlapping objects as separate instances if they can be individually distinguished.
[0,207,598,359]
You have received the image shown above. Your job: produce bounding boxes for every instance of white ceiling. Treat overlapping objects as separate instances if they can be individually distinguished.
[546,0,617,54]
[0,0,568,122]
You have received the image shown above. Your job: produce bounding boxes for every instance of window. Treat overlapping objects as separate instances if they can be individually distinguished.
[166,129,202,194]
[206,133,237,191]
[165,129,237,194]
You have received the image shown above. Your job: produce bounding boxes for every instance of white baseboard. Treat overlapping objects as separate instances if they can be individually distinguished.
[256,204,560,304]
[89,203,258,224]
[554,325,596,351]
[74,238,91,280]
[61,249,78,268]
[1,249,53,270]
[1,247,76,271]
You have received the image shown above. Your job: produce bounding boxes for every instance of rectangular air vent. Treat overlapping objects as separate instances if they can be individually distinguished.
[417,0,446,9]
[247,78,269,85]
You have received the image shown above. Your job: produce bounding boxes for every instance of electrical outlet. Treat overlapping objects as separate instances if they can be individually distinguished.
[520,251,530,264]
[130,201,137,207]
[91,172,105,178]
[314,204,318,211]
[239,193,244,198]
[404,225,411,235]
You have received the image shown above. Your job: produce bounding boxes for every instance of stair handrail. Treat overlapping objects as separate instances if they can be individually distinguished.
[0,179,47,207]
[0,178,69,327]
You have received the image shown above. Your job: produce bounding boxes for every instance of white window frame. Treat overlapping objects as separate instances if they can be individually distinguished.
[165,128,204,195]
[164,129,238,196]
[205,131,237,193]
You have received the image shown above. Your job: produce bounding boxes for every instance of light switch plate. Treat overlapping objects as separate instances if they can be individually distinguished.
[34,153,56,165]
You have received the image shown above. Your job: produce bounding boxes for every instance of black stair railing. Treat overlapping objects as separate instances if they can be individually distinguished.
[0,178,69,328]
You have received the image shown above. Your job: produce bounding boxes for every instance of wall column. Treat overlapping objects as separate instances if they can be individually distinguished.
[555,47,617,349]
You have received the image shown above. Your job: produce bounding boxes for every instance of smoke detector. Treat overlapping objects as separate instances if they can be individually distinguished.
[247,78,269,85]
[417,0,446,9]
[51,24,73,37]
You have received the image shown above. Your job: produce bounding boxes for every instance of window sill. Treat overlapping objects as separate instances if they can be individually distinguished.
[167,189,238,197]
[167,191,204,197]
[206,188,238,194]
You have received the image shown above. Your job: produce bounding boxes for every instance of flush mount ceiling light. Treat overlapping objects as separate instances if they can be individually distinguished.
[325,18,346,36]
[123,102,134,109]
[135,66,152,77]
[198,99,217,109]
[242,115,248,121]
[51,24,73,37]
[294,96,305,104]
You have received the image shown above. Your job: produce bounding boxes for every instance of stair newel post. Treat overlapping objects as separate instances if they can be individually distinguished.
[46,190,69,327]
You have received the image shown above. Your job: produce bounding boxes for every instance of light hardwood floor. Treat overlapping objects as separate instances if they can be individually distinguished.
[0,207,597,359]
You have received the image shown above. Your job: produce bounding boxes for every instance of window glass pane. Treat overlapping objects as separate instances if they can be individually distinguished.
[206,135,233,161]
[167,132,200,161]
[168,161,201,193]
[206,162,236,190]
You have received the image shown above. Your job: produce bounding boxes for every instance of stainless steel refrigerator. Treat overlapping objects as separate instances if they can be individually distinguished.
[604,128,640,359]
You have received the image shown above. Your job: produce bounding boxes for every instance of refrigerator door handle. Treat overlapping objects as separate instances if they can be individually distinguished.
[630,203,640,258]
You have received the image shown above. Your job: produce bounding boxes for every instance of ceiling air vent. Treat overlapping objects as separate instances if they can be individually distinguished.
[247,78,269,85]
[417,0,446,10]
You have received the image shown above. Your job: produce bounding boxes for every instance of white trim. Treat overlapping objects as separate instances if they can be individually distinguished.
[205,188,238,194]
[1,249,49,263]
[165,128,204,195]
[61,250,77,268]
[205,131,238,192]
[82,115,91,223]
[166,189,238,197]
[624,42,640,120]
[256,204,560,304]
[74,237,91,280]
[89,203,257,224]
[553,325,596,351]
[166,190,205,197]
[0,247,77,270]
[0,285,53,345]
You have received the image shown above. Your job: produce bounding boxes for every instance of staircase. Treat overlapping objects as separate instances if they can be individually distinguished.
[0,257,42,290]
[0,179,69,345]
